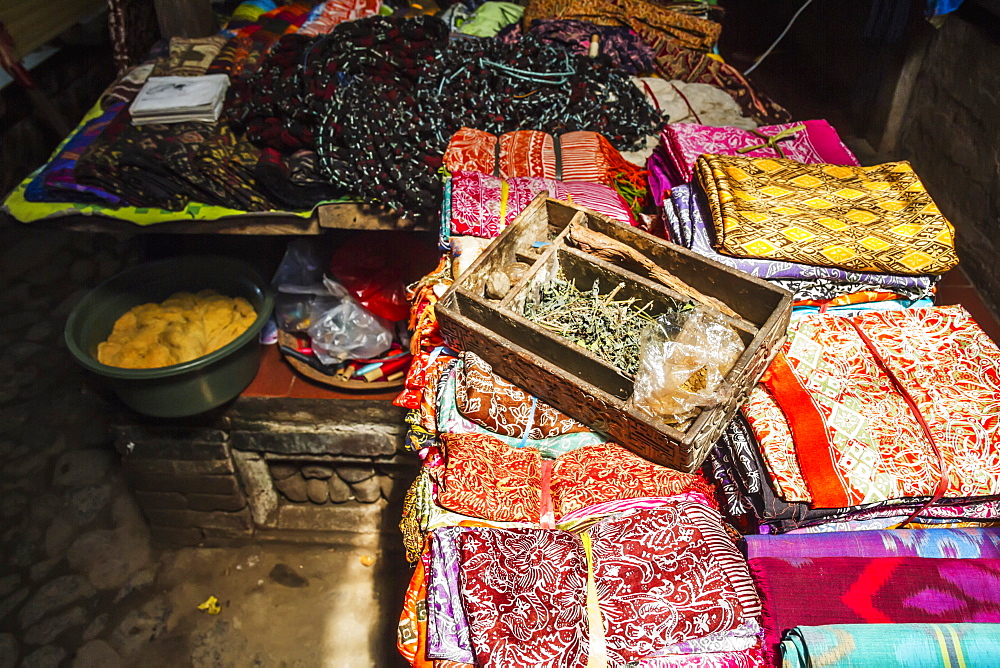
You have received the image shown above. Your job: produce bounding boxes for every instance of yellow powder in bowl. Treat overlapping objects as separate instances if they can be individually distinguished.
[97,290,257,369]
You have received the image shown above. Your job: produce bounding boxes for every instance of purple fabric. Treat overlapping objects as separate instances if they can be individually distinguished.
[426,527,475,663]
[647,147,674,223]
[745,529,1000,561]
[663,184,936,292]
[24,104,125,205]
[496,20,654,74]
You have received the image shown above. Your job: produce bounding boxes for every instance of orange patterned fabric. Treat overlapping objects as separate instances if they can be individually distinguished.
[397,549,434,667]
[434,433,714,523]
[746,306,1000,509]
[793,289,913,308]
[455,351,590,439]
[695,154,959,276]
[443,128,646,190]
[522,0,721,52]
[551,442,715,517]
[437,433,542,523]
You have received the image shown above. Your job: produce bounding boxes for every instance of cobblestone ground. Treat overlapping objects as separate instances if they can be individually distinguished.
[0,225,408,667]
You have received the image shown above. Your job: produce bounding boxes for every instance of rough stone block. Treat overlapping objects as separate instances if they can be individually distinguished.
[125,458,234,477]
[124,471,241,497]
[274,501,389,533]
[112,425,227,444]
[230,429,398,457]
[186,493,246,513]
[144,509,253,533]
[274,475,308,503]
[133,491,189,511]
[115,438,229,462]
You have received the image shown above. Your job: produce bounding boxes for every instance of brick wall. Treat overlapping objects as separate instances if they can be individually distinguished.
[898,13,1000,317]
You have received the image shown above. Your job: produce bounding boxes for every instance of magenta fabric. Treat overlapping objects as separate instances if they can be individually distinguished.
[751,556,1000,664]
[654,120,858,195]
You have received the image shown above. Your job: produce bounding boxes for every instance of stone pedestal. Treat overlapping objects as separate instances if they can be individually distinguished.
[112,397,419,547]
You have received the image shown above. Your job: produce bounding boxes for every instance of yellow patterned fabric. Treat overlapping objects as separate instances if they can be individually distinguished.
[695,154,959,276]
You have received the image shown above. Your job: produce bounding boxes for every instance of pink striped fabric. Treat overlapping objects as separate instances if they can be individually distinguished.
[448,171,637,238]
[298,0,382,35]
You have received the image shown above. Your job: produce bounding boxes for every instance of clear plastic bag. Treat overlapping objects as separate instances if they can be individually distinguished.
[272,239,338,333]
[272,238,327,289]
[306,278,394,365]
[627,306,744,427]
[274,284,340,333]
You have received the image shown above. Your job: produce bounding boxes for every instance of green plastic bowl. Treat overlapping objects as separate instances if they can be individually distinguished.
[65,255,275,418]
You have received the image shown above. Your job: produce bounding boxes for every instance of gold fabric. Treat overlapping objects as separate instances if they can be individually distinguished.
[522,0,721,52]
[695,154,959,276]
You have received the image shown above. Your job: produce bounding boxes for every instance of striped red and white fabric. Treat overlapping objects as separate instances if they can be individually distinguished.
[444,128,644,187]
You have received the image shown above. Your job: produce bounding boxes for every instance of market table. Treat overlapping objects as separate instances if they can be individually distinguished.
[2,201,432,235]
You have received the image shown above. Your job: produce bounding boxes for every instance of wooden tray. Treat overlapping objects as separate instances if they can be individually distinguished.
[436,196,793,473]
[277,330,405,391]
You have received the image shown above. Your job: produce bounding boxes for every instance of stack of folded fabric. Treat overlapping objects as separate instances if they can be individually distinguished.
[709,304,1000,535]
[439,127,652,273]
[662,145,960,310]
[649,120,859,204]
[400,503,765,667]
[661,184,938,305]
[741,529,1000,664]
[443,128,649,211]
[440,171,638,252]
[395,345,771,665]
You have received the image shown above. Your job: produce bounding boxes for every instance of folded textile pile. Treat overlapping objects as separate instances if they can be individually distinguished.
[444,128,648,212]
[780,623,1000,668]
[649,120,859,203]
[658,145,957,311]
[440,171,637,250]
[740,528,1000,663]
[394,330,768,665]
[399,503,765,667]
[708,305,1000,534]
[522,0,722,53]
[695,154,959,276]
[662,184,938,303]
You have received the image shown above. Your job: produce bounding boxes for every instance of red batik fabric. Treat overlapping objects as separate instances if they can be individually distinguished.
[458,528,589,668]
[436,433,542,523]
[750,556,1000,664]
[552,442,717,517]
[591,505,762,666]
[434,433,714,523]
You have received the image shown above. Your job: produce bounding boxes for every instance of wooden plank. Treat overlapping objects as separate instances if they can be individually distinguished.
[24,212,322,235]
[316,202,432,231]
[153,0,216,39]
[0,0,104,59]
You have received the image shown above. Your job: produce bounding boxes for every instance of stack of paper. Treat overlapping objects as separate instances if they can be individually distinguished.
[130,74,230,125]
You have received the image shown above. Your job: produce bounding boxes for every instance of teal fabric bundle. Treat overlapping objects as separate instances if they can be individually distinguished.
[781,623,1000,668]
